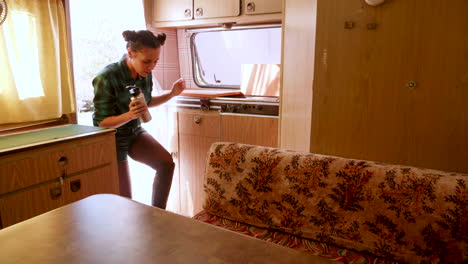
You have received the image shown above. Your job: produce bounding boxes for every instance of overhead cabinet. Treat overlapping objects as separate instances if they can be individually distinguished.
[153,0,193,22]
[244,0,282,15]
[194,0,240,19]
[153,0,240,22]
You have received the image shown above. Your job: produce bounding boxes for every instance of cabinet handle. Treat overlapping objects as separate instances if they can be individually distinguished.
[247,2,256,12]
[195,7,203,17]
[49,186,62,200]
[70,179,81,192]
[184,8,191,18]
[58,156,68,167]
[194,116,202,124]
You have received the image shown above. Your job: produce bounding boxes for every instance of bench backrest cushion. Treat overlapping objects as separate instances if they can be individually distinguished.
[202,142,467,263]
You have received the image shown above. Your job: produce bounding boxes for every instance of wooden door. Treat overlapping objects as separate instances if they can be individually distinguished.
[0,181,64,228]
[153,0,193,22]
[194,0,240,19]
[244,0,282,15]
[220,114,279,147]
[178,110,220,217]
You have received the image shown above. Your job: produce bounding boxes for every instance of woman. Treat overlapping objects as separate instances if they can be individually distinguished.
[92,30,185,209]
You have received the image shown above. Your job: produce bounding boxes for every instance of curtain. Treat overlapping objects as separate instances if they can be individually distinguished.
[0,0,75,124]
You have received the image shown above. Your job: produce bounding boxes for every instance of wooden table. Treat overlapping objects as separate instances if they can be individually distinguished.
[0,194,336,264]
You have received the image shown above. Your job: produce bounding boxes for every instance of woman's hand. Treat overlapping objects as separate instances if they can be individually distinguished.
[170,78,186,97]
[128,99,148,120]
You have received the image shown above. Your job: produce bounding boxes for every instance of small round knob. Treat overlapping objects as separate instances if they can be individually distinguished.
[247,2,256,12]
[194,116,202,124]
[407,81,417,89]
[184,9,191,18]
[196,8,203,17]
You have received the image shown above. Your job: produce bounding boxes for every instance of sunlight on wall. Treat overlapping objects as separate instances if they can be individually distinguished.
[69,0,146,109]
[4,11,44,100]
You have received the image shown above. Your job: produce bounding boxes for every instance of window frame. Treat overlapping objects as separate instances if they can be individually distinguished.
[189,24,282,89]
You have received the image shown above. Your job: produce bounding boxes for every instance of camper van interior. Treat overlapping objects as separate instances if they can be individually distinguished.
[0,0,467,263]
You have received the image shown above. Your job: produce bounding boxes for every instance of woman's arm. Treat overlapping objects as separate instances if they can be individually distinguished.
[148,78,186,108]
[98,99,149,128]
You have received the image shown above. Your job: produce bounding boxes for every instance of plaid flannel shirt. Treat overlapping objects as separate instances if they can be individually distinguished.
[92,55,153,132]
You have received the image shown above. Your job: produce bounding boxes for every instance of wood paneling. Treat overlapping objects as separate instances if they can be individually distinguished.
[309,0,468,173]
[220,114,278,147]
[179,134,218,217]
[178,109,220,217]
[279,0,317,151]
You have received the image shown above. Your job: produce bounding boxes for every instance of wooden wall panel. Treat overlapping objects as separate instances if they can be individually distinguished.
[279,0,317,152]
[310,0,468,173]
[220,114,278,148]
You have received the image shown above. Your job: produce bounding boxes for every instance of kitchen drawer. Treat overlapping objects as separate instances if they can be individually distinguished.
[0,180,64,228]
[63,165,119,204]
[0,150,62,196]
[57,133,115,175]
[0,134,115,196]
[178,110,220,138]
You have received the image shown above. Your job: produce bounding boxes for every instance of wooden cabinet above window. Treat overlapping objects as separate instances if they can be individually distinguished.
[152,0,282,28]
[244,0,282,15]
[153,0,193,22]
[154,0,239,22]
[194,0,240,19]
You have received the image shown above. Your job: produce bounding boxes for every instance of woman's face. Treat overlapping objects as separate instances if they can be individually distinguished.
[128,47,160,78]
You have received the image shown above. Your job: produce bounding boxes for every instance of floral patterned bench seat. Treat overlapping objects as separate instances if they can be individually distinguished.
[195,142,467,264]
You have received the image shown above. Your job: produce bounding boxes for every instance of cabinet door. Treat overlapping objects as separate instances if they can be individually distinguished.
[63,166,119,205]
[220,114,278,147]
[154,0,193,22]
[194,0,240,19]
[178,110,220,217]
[179,134,219,217]
[244,0,282,15]
[0,181,64,228]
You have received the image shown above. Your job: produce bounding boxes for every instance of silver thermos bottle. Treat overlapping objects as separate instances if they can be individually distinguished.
[127,85,152,123]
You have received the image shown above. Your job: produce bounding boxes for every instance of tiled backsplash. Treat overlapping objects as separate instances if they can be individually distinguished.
[147,28,200,93]
[148,28,181,92]
[176,29,198,89]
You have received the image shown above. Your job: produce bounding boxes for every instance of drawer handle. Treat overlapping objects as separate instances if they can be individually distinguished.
[70,179,81,192]
[58,156,68,167]
[49,186,62,200]
[194,116,202,124]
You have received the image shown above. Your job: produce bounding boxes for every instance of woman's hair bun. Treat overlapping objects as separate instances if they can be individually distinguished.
[156,34,167,46]
[122,30,138,42]
[122,30,166,51]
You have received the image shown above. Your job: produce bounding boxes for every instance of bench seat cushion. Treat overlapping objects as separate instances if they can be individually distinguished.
[194,210,399,264]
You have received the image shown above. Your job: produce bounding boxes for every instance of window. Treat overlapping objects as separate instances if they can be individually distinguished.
[68,0,145,123]
[191,25,282,89]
